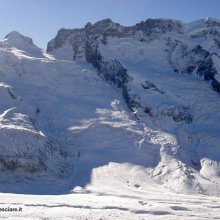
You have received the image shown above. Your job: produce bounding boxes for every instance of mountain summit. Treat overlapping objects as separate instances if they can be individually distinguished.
[1,31,43,58]
[4,31,34,45]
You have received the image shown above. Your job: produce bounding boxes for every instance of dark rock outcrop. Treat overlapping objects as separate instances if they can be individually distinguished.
[134,19,183,37]
[85,40,130,88]
[160,106,193,123]
[122,86,141,111]
[141,80,164,94]
[212,78,220,92]
[167,41,218,85]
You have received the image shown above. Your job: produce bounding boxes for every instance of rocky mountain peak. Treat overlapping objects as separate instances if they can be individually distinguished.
[4,31,34,47]
[93,18,121,31]
[47,18,185,53]
[134,18,183,34]
[1,31,44,58]
[204,17,220,26]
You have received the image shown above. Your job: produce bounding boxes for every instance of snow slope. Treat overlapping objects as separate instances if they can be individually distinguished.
[0,18,220,219]
[0,31,159,194]
[1,181,220,220]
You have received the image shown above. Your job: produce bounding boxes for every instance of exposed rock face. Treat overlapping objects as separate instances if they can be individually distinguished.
[212,78,220,92]
[47,18,183,53]
[166,40,219,91]
[122,85,141,112]
[84,39,133,112]
[85,40,129,87]
[83,23,131,91]
[47,28,81,51]
[134,19,183,38]
[47,18,183,54]
[167,41,215,77]
[141,80,164,94]
[160,105,193,123]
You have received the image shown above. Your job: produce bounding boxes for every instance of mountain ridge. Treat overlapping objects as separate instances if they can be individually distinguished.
[46,17,220,93]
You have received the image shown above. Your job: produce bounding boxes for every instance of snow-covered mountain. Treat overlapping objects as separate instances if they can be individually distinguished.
[0,18,220,203]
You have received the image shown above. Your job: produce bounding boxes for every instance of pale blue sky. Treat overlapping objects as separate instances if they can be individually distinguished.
[1,0,220,48]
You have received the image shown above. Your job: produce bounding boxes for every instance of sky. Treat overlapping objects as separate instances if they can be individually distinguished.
[1,0,220,48]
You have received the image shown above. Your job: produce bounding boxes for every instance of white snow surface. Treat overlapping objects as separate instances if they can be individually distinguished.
[1,178,220,220]
[0,19,220,219]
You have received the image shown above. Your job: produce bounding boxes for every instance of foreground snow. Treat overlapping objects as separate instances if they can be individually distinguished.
[1,184,220,220]
[1,163,220,219]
